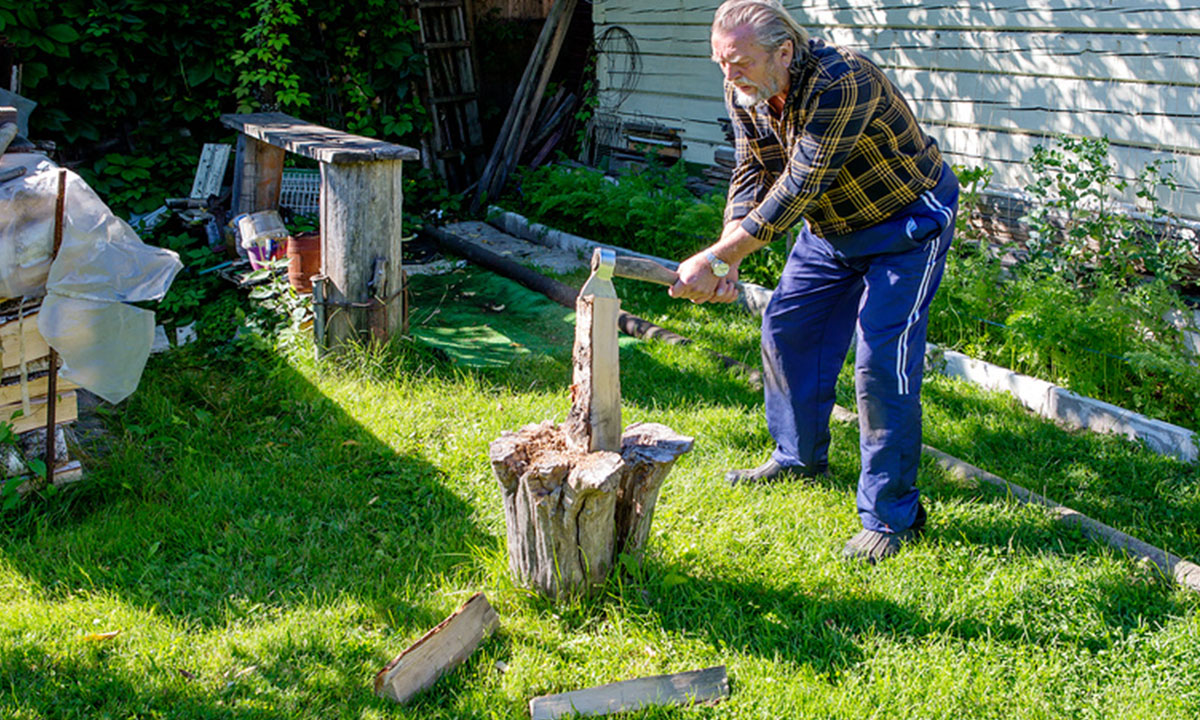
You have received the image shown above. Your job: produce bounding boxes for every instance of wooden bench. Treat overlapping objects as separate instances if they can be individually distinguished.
[220,112,420,349]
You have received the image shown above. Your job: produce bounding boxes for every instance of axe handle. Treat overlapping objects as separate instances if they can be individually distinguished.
[613,255,678,286]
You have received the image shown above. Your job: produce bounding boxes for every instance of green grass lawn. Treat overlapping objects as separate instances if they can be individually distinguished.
[2,268,1199,718]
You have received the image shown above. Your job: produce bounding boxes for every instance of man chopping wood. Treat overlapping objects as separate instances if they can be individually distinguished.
[669,0,958,563]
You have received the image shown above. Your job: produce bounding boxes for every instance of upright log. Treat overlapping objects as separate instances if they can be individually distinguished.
[320,159,407,347]
[231,135,285,216]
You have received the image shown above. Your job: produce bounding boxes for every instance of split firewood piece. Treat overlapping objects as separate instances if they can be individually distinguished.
[373,593,500,705]
[565,292,621,454]
[528,665,729,720]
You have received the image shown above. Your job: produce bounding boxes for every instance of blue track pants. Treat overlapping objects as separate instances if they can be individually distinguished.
[761,163,958,533]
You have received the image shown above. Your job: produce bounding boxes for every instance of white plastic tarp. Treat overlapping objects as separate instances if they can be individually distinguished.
[0,153,183,403]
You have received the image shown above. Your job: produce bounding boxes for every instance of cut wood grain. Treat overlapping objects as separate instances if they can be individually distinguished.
[230,134,285,216]
[219,113,420,164]
[528,665,729,720]
[373,593,500,704]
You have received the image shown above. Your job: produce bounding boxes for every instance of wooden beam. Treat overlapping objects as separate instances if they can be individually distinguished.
[564,294,621,453]
[528,665,729,720]
[0,374,79,407]
[373,593,500,704]
[2,460,83,497]
[220,113,420,164]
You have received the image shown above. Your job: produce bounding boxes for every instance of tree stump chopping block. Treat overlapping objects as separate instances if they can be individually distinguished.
[489,421,693,599]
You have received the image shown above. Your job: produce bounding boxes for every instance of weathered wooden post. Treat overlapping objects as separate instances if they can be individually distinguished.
[230,135,285,216]
[489,252,693,598]
[320,158,407,344]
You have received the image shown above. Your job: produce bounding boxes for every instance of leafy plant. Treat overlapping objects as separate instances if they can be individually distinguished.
[1019,135,1184,288]
[231,0,312,112]
[151,228,225,327]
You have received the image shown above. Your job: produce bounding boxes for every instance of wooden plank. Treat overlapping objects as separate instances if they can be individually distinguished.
[0,391,77,435]
[0,314,49,371]
[528,665,729,720]
[612,58,1200,150]
[611,26,1200,87]
[219,113,420,164]
[4,460,83,497]
[565,293,622,453]
[231,135,285,216]
[373,593,499,704]
[0,374,79,407]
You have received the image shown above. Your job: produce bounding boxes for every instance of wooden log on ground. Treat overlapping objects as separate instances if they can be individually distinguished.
[490,421,693,598]
[373,593,500,704]
[529,665,729,720]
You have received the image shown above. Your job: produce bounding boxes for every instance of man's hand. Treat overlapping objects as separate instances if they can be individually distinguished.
[669,251,740,304]
[668,221,765,304]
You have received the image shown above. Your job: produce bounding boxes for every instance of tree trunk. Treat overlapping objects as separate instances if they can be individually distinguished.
[489,421,692,598]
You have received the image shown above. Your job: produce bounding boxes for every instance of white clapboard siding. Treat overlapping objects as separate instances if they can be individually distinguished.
[592,0,1200,219]
[596,1,1200,33]
[616,60,1199,152]
[623,28,1200,86]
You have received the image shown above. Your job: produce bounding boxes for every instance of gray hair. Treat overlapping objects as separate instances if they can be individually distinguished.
[713,0,809,72]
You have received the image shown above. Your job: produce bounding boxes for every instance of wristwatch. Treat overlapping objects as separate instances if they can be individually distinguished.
[705,250,730,278]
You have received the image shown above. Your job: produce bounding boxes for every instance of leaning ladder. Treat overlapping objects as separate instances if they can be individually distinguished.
[409,0,485,191]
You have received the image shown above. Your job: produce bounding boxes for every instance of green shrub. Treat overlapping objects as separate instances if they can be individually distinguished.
[506,159,788,286]
[928,148,1200,429]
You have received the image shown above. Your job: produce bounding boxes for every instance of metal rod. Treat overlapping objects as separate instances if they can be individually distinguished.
[312,274,327,361]
[44,169,67,486]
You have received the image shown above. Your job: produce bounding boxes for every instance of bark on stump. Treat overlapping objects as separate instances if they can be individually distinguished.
[489,420,693,599]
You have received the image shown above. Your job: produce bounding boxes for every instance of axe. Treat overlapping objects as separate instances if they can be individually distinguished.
[579,248,678,299]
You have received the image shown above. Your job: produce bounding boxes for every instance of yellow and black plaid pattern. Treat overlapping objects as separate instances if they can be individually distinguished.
[725,38,944,241]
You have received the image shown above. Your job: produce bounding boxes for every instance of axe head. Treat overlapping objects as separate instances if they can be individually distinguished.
[579,247,617,299]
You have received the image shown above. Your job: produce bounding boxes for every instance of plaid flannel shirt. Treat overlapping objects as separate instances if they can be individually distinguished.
[725,38,944,242]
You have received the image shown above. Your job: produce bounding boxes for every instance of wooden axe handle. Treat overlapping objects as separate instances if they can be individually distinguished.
[612,255,678,286]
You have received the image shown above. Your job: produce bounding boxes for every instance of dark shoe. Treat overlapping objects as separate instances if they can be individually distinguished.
[842,503,927,564]
[726,458,827,487]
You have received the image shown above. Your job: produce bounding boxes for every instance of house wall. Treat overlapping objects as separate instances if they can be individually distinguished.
[591,0,1200,220]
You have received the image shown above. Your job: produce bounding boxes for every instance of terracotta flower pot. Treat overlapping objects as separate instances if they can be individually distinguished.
[287,231,321,293]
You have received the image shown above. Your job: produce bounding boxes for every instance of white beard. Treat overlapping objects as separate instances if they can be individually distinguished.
[729,75,782,108]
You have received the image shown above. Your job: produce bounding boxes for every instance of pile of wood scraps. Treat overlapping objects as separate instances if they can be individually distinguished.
[0,301,82,495]
[605,122,684,173]
[704,145,736,186]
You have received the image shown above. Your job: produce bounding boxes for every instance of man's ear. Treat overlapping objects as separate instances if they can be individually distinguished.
[777,38,794,66]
